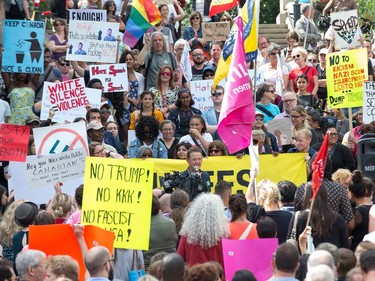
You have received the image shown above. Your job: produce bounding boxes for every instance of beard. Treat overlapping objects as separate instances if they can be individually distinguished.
[108,264,114,281]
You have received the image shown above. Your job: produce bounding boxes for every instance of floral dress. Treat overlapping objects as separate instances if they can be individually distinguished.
[9,87,35,125]
[149,86,179,109]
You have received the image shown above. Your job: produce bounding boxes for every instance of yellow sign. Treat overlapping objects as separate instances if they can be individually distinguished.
[81,157,154,250]
[151,154,307,193]
[327,48,368,108]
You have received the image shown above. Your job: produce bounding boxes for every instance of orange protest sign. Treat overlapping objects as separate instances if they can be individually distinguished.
[0,124,30,162]
[29,224,115,281]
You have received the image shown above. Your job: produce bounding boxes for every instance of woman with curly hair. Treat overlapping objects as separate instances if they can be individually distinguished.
[128,116,168,158]
[186,262,220,281]
[229,193,258,240]
[169,189,189,244]
[0,200,25,262]
[289,183,349,250]
[177,193,229,268]
[348,170,374,251]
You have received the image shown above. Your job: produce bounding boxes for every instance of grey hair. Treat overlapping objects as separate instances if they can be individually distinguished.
[252,130,266,140]
[307,250,335,271]
[302,4,313,14]
[306,264,335,281]
[179,193,229,248]
[150,32,167,52]
[267,42,281,54]
[174,39,189,51]
[160,119,176,131]
[139,275,159,281]
[16,249,46,276]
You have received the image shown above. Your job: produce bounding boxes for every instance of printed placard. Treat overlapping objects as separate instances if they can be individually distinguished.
[69,9,107,22]
[363,82,375,124]
[81,157,154,249]
[89,64,128,92]
[0,124,30,162]
[33,122,89,156]
[202,22,230,42]
[2,20,45,74]
[41,84,101,123]
[327,48,368,108]
[331,9,361,50]
[266,118,293,145]
[66,20,120,63]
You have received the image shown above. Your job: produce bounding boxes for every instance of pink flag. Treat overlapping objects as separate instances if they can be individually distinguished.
[217,16,255,154]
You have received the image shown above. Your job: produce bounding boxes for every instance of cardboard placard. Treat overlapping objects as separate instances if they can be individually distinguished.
[89,64,128,92]
[331,9,361,50]
[202,22,230,42]
[0,124,30,162]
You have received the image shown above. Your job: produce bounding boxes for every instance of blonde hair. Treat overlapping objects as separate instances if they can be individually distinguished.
[291,47,308,59]
[0,200,26,246]
[44,255,79,281]
[51,193,73,218]
[332,169,352,186]
[257,179,282,208]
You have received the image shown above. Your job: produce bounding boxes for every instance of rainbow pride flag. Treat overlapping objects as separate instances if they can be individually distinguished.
[123,0,161,47]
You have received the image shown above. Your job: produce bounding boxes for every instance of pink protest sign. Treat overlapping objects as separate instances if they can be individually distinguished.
[222,238,278,281]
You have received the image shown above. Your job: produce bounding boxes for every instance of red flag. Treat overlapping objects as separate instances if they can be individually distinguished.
[217,16,255,154]
[311,132,330,199]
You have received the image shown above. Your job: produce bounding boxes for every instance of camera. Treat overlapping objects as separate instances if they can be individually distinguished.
[162,171,181,193]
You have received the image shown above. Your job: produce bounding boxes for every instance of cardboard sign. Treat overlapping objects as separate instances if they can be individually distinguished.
[9,148,86,203]
[331,9,361,50]
[0,124,30,162]
[202,22,230,42]
[66,20,120,63]
[33,122,89,156]
[41,84,101,123]
[29,224,115,281]
[327,48,368,108]
[81,157,154,249]
[222,238,278,281]
[363,82,375,124]
[266,118,293,145]
[69,9,107,22]
[89,64,128,92]
[2,20,45,74]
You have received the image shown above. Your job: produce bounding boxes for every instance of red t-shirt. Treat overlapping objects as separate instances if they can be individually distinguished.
[289,65,318,94]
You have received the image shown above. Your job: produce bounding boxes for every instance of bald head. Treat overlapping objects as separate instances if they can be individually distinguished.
[84,246,111,277]
[159,194,172,215]
[308,250,335,271]
[161,253,185,281]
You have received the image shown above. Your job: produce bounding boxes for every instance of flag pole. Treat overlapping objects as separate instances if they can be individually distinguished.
[306,197,315,227]
[303,0,314,50]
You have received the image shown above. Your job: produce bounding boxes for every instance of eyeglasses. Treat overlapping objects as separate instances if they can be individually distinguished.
[293,54,301,59]
[192,17,200,20]
[192,53,204,57]
[160,72,171,76]
[211,91,223,97]
[94,149,105,155]
[291,115,303,119]
[284,99,296,103]
[100,109,111,114]
[103,257,115,266]
[269,52,280,56]
[59,63,70,66]
[176,47,184,52]
[329,132,338,137]
[308,59,317,63]
[209,149,222,153]
[162,128,173,132]
[256,117,264,121]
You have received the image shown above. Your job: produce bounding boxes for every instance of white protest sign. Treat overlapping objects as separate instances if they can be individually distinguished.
[34,122,89,156]
[190,80,214,112]
[9,148,86,204]
[41,83,101,123]
[266,118,293,145]
[363,82,375,124]
[69,9,106,22]
[248,69,265,89]
[331,9,361,50]
[89,64,128,92]
[66,20,119,63]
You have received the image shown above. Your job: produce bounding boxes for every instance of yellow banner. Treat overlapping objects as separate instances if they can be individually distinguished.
[151,154,307,193]
[327,48,368,108]
[81,157,154,250]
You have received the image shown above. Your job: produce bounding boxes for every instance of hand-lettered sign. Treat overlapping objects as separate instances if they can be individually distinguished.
[202,22,230,42]
[89,64,128,92]
[0,124,30,162]
[2,20,45,74]
[363,82,375,124]
[81,157,154,249]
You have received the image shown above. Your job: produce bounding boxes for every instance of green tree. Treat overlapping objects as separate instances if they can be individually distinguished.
[259,0,279,24]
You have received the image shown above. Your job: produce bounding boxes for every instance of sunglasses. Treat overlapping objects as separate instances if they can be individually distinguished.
[55,23,64,26]
[308,59,317,63]
[256,117,264,121]
[211,91,223,97]
[268,89,275,93]
[100,109,111,114]
[291,115,303,119]
[269,52,280,56]
[209,149,222,153]
[59,63,70,66]
[204,72,215,77]
[160,72,171,76]
[192,17,200,20]
[293,54,301,59]
[329,132,338,137]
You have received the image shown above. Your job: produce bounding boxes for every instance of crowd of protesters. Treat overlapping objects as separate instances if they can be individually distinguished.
[1,0,375,280]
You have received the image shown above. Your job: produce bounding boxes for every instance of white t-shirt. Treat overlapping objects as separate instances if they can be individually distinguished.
[179,133,213,154]
[0,99,11,123]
